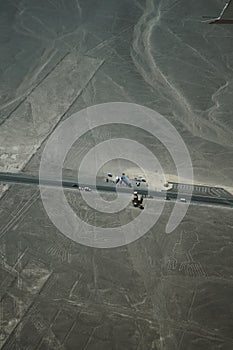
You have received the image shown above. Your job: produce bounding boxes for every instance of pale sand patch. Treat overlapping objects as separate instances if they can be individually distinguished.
[0,184,9,199]
[99,160,172,191]
[125,167,172,191]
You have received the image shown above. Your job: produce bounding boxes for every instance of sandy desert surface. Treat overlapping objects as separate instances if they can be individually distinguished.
[0,0,233,349]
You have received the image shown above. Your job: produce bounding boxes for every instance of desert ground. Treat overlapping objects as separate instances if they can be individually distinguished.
[0,0,233,349]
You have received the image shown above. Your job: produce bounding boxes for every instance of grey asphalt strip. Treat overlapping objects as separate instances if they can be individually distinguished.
[0,172,233,208]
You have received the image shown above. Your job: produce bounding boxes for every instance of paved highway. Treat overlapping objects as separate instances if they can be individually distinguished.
[0,172,233,208]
